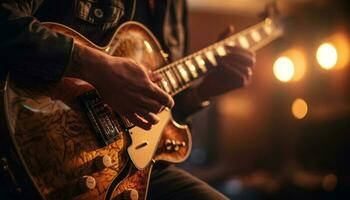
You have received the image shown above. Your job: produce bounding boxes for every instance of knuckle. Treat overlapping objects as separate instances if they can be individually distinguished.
[124,57,136,64]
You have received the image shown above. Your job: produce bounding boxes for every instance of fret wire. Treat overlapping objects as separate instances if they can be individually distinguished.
[165,69,179,90]
[195,55,208,73]
[178,64,190,83]
[162,71,175,94]
[244,32,257,49]
[250,29,262,42]
[157,81,165,91]
[185,60,199,79]
[251,31,282,51]
[157,71,172,94]
[170,64,185,87]
[154,68,192,96]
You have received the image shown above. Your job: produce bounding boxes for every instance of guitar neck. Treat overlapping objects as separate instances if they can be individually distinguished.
[120,18,282,130]
[154,18,283,97]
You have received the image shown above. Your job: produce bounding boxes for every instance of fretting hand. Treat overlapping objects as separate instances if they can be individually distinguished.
[197,26,256,100]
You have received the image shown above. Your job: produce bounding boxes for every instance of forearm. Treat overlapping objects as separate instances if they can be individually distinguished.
[0,1,73,83]
[64,42,109,85]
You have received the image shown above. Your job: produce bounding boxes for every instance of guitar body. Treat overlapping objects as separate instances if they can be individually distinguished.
[0,22,191,200]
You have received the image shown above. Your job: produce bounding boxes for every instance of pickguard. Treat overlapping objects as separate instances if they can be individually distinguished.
[127,109,171,169]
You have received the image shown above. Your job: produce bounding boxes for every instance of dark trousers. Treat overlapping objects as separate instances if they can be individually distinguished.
[0,165,229,200]
[148,164,229,200]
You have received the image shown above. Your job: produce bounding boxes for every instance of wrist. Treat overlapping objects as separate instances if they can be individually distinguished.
[66,42,84,78]
[65,42,107,85]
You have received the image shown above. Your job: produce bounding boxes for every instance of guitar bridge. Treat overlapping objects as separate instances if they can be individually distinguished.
[78,90,123,147]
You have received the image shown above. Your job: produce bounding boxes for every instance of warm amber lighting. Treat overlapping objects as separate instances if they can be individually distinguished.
[317,43,338,70]
[322,174,337,191]
[321,33,350,70]
[292,98,308,119]
[280,48,307,82]
[273,56,295,82]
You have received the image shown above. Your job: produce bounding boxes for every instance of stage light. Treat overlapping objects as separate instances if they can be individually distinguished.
[292,98,308,119]
[273,56,295,82]
[273,48,307,83]
[316,43,338,70]
[316,32,349,70]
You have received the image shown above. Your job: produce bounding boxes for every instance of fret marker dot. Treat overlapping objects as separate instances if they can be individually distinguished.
[238,36,250,49]
[251,31,261,42]
[216,46,227,56]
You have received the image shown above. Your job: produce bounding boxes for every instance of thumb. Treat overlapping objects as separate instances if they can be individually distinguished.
[217,25,235,41]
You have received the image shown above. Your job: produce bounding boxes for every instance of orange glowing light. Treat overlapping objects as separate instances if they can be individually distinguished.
[273,56,295,82]
[317,32,349,70]
[273,48,307,82]
[317,43,338,70]
[292,98,308,119]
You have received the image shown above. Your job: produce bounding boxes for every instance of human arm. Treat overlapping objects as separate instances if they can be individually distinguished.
[66,43,174,129]
[0,0,174,129]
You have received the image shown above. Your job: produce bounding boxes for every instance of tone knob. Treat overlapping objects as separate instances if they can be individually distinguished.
[165,139,186,152]
[176,141,186,147]
[165,139,173,151]
[79,176,96,192]
[122,189,139,200]
[94,155,112,170]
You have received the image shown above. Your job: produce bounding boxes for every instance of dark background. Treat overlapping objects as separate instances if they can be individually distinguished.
[179,0,350,199]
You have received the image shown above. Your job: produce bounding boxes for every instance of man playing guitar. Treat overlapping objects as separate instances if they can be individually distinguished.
[0,0,255,199]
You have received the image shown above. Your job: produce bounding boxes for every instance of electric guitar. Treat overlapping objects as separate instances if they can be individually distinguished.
[0,18,282,200]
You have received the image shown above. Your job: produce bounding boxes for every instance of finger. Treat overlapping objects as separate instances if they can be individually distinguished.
[143,112,160,125]
[133,78,175,109]
[225,46,256,58]
[140,97,163,113]
[221,60,254,78]
[138,63,149,73]
[222,63,253,85]
[129,92,163,113]
[133,107,160,125]
[148,71,163,83]
[218,25,235,40]
[221,46,256,67]
[145,83,175,109]
[126,113,152,130]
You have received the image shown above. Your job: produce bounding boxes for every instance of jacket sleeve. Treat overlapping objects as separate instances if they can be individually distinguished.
[0,0,74,83]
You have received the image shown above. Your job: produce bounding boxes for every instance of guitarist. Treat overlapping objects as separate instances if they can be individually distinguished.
[0,0,255,199]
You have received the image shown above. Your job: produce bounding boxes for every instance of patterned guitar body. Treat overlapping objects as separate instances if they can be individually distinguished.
[0,22,192,200]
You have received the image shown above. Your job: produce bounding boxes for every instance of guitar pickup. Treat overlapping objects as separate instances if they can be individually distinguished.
[78,90,123,147]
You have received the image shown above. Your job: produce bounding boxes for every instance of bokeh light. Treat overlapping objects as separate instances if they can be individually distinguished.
[273,56,295,82]
[292,98,308,119]
[316,43,338,70]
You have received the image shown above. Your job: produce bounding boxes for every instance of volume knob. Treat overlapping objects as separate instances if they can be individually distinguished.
[94,155,112,170]
[122,189,139,200]
[79,176,96,192]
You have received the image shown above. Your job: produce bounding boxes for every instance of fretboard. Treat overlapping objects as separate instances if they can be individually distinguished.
[153,18,283,97]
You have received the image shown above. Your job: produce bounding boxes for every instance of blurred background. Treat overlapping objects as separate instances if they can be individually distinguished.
[179,0,350,199]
